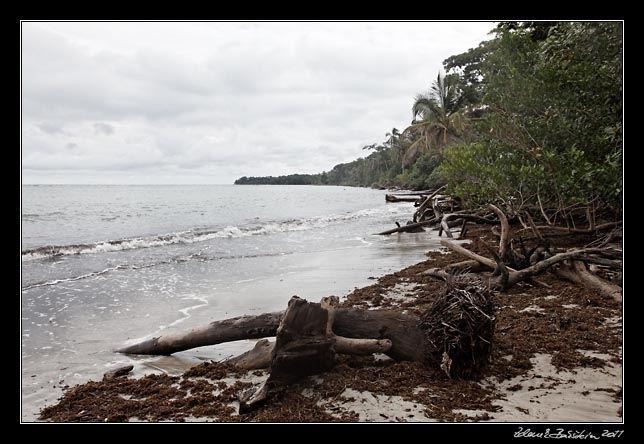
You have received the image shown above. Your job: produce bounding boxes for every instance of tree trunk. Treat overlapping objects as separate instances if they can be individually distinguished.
[237,296,393,412]
[117,306,424,362]
[116,311,283,356]
[385,194,421,203]
[117,290,495,414]
[413,185,447,222]
[488,204,509,259]
[377,218,438,235]
[561,261,622,303]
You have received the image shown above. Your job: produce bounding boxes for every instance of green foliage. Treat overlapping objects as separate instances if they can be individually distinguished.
[234,174,323,185]
[402,72,468,166]
[402,152,444,190]
[441,21,622,217]
[443,39,498,106]
[439,141,541,210]
[236,21,622,220]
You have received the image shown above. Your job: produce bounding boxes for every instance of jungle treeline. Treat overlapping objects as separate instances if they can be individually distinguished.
[236,22,622,222]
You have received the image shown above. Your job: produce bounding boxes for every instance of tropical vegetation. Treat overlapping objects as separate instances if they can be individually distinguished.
[236,21,622,223]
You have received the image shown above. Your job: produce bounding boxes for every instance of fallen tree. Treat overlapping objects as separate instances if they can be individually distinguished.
[115,200,620,413]
[436,236,620,296]
[556,260,623,303]
[118,282,496,410]
[385,194,421,203]
[117,306,425,361]
[238,296,394,411]
[414,200,622,301]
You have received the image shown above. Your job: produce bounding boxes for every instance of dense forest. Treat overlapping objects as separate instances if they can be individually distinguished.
[235,22,622,219]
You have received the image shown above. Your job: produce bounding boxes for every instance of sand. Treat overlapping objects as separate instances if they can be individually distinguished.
[35,226,623,423]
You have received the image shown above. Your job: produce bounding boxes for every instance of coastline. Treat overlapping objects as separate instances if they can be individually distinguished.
[35,223,623,423]
[22,226,439,422]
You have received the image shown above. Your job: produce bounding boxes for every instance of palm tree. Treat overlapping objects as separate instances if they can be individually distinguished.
[384,128,405,174]
[402,72,466,166]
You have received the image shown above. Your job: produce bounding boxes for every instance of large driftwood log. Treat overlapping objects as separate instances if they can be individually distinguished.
[117,292,491,367]
[385,194,421,203]
[239,296,393,411]
[118,306,423,361]
[117,311,283,356]
[118,288,495,414]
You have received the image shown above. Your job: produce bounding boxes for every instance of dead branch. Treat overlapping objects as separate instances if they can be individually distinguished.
[444,260,491,273]
[518,221,622,235]
[116,311,284,356]
[571,261,622,303]
[439,213,499,238]
[421,268,452,281]
[413,185,447,222]
[440,240,506,272]
[488,204,509,259]
[439,239,556,290]
[377,218,438,235]
[500,248,617,290]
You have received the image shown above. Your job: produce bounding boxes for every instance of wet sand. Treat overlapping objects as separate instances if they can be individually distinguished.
[34,226,623,423]
[22,231,438,422]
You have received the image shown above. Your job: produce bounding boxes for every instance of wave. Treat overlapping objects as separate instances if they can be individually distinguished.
[21,250,288,291]
[21,266,128,291]
[22,204,412,262]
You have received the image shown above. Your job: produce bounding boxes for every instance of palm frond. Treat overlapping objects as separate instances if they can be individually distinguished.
[412,96,440,120]
[402,138,425,166]
[402,121,431,138]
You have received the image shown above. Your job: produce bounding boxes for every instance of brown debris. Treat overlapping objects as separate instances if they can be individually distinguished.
[39,224,622,422]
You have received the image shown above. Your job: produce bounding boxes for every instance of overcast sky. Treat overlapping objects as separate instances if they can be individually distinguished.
[21,21,494,184]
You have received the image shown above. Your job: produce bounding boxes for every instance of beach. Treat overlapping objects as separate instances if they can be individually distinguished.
[21,185,445,421]
[35,224,623,423]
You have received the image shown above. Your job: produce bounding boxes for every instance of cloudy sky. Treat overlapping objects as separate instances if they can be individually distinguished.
[22,21,494,184]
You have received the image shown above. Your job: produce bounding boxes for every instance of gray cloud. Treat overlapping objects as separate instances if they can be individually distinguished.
[94,122,115,136]
[36,122,66,135]
[21,21,494,184]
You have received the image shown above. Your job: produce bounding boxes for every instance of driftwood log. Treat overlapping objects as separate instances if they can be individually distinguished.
[422,201,622,301]
[118,292,494,367]
[118,285,496,406]
[413,185,447,222]
[556,260,623,303]
[117,306,424,361]
[385,194,421,203]
[377,218,438,235]
[227,297,394,372]
[238,296,393,411]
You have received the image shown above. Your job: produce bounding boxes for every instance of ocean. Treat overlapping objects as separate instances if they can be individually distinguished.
[21,184,443,421]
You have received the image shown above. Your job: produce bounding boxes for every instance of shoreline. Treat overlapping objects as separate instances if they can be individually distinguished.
[35,224,623,423]
[21,227,438,422]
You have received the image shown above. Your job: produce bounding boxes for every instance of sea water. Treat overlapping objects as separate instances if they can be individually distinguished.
[21,184,442,421]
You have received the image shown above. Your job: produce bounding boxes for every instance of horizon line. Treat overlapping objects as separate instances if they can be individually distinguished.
[21,183,236,186]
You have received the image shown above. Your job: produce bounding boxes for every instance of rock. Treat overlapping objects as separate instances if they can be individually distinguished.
[103,365,134,379]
